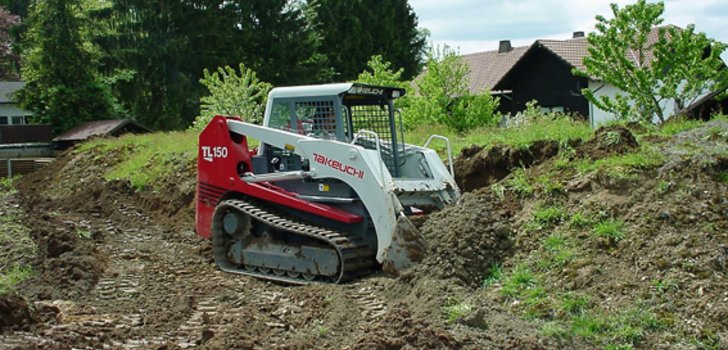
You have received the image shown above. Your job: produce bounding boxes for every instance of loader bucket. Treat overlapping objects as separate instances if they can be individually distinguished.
[382,214,428,275]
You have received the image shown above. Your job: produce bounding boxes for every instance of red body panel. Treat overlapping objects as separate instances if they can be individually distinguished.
[195,116,363,239]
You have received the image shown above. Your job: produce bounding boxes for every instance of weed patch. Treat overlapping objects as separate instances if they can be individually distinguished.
[537,233,577,270]
[574,145,665,175]
[443,298,474,323]
[406,117,591,155]
[504,168,534,196]
[482,263,502,288]
[593,219,626,243]
[0,265,34,295]
[532,204,564,227]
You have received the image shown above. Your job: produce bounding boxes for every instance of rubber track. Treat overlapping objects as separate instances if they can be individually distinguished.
[213,199,376,284]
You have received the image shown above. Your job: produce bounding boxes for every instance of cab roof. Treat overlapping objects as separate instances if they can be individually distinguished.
[268,83,406,100]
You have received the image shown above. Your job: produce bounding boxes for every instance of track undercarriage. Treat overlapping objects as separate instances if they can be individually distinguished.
[211,199,377,284]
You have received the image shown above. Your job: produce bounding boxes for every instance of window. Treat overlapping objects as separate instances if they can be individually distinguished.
[540,106,564,114]
[11,116,25,125]
[268,102,291,130]
[0,116,7,125]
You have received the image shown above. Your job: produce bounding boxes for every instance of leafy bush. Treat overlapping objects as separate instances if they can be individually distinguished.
[190,63,271,131]
[363,48,500,132]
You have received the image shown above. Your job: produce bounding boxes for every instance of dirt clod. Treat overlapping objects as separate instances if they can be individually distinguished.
[0,294,37,330]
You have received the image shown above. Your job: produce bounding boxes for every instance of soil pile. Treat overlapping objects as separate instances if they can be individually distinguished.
[454,140,562,192]
[576,125,638,160]
[17,148,196,232]
[350,305,459,350]
[416,191,519,287]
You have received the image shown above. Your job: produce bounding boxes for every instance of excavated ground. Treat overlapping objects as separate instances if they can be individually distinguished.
[1,120,726,349]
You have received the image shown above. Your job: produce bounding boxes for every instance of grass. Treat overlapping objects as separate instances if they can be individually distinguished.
[718,172,728,184]
[405,117,592,155]
[655,180,671,194]
[568,212,591,228]
[78,131,198,191]
[540,307,663,347]
[490,183,506,201]
[76,228,92,239]
[532,204,564,227]
[313,320,329,335]
[655,118,705,137]
[505,168,535,196]
[0,265,34,295]
[593,219,627,242]
[0,176,19,195]
[500,264,538,299]
[573,145,665,176]
[482,262,503,287]
[443,298,474,323]
[559,293,590,316]
[537,233,577,270]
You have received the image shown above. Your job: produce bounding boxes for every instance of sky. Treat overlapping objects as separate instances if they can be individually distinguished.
[409,0,728,59]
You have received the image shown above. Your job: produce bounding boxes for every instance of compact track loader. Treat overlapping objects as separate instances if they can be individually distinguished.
[196,83,460,283]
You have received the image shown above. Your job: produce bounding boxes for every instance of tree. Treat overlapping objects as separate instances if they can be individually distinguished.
[190,63,272,131]
[405,47,500,132]
[93,0,330,130]
[234,0,331,85]
[307,0,426,81]
[0,5,19,80]
[17,0,119,133]
[575,0,728,123]
[356,55,407,89]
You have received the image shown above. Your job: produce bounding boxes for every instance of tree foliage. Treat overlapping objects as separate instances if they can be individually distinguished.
[0,5,19,80]
[12,0,426,131]
[307,0,426,81]
[575,0,728,123]
[191,63,272,131]
[92,0,331,130]
[405,47,500,132]
[17,0,119,133]
[356,55,407,90]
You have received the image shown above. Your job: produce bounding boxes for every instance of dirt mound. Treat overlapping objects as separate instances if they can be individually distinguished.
[17,148,196,233]
[22,211,107,300]
[350,305,458,350]
[576,125,638,160]
[415,191,518,288]
[0,294,38,330]
[454,140,562,192]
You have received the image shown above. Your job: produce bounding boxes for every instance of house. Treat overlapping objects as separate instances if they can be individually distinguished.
[53,119,151,150]
[0,81,55,177]
[461,27,725,126]
[0,81,52,146]
[0,81,33,126]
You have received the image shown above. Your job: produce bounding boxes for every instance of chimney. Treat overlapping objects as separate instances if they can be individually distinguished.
[498,40,512,53]
[572,31,585,38]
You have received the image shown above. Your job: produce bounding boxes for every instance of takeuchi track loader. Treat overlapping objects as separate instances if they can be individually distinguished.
[196,83,460,283]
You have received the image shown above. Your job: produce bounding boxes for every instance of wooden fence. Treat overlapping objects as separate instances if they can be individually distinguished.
[0,158,53,178]
[0,125,53,144]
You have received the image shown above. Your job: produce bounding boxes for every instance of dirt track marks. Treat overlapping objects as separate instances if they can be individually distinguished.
[348,282,387,323]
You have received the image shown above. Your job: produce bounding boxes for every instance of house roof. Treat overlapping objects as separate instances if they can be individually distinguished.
[537,38,589,72]
[53,119,150,142]
[460,45,529,94]
[0,81,25,104]
[462,26,673,92]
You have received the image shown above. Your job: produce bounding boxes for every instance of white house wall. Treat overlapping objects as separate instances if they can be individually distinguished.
[0,104,33,124]
[586,80,715,126]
